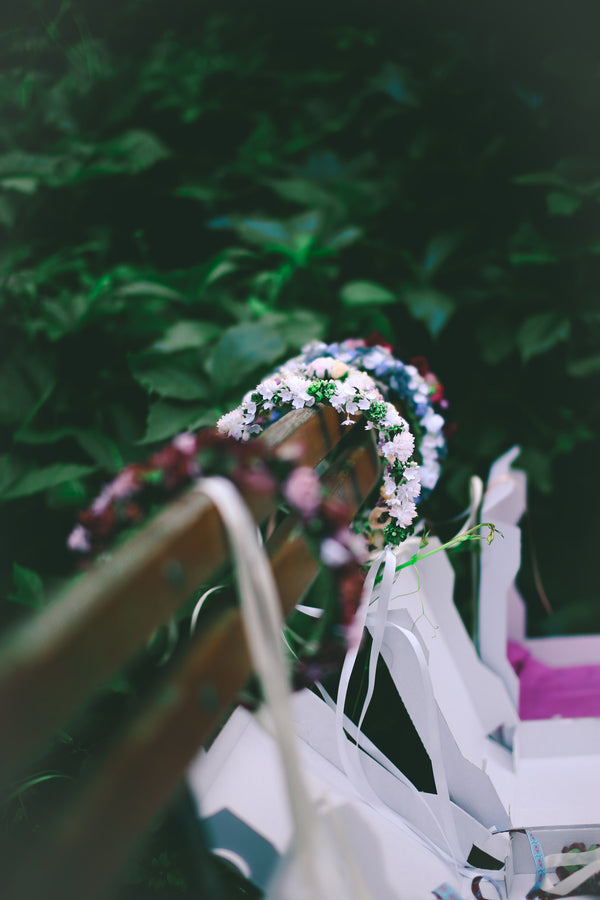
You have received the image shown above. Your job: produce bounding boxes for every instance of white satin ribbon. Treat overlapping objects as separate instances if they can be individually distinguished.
[543,846,600,897]
[332,544,467,886]
[195,477,371,900]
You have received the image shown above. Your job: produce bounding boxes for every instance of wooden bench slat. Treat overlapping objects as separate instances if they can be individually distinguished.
[9,438,380,900]
[0,406,352,784]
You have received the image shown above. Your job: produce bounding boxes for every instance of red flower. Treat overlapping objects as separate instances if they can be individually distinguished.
[365,331,393,351]
[410,355,430,377]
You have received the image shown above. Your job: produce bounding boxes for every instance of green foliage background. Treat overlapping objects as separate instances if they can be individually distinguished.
[0,0,599,893]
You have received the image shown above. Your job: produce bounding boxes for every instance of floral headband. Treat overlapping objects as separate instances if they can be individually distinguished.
[217,339,447,550]
[291,338,447,499]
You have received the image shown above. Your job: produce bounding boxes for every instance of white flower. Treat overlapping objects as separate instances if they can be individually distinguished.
[345,370,379,393]
[420,409,445,434]
[381,406,406,429]
[241,395,258,423]
[380,430,415,464]
[257,377,281,409]
[279,374,315,409]
[388,498,417,527]
[330,381,357,412]
[402,474,422,500]
[419,462,441,490]
[361,348,391,370]
[217,408,247,440]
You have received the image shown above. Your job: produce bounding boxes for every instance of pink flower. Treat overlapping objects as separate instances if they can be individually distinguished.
[173,432,198,455]
[306,357,349,380]
[283,466,322,518]
[67,524,91,553]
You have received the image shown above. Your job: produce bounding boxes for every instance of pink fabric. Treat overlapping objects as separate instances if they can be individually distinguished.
[507,641,600,720]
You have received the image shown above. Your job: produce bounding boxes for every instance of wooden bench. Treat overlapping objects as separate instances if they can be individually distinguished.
[0,405,381,900]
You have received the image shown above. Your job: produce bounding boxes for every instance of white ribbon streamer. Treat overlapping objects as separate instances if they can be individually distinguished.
[195,477,371,900]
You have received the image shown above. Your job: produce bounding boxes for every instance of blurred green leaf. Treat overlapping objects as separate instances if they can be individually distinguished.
[0,356,56,426]
[567,354,600,377]
[140,401,216,444]
[340,280,396,306]
[208,322,286,390]
[232,218,292,249]
[263,309,327,350]
[2,463,97,500]
[38,294,94,340]
[151,321,221,353]
[517,447,553,494]
[15,425,123,473]
[513,171,566,188]
[74,432,124,472]
[267,178,334,208]
[401,286,455,337]
[517,312,571,362]
[8,563,45,608]
[422,232,462,276]
[0,176,37,194]
[477,315,515,364]
[130,357,210,400]
[117,282,184,302]
[323,226,363,251]
[546,192,582,216]
[0,454,24,495]
[87,130,171,177]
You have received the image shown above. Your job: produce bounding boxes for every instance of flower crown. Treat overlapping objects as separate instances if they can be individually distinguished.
[67,429,369,685]
[217,339,447,549]
[291,339,447,499]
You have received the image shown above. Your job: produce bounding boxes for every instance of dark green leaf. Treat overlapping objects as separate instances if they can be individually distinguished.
[513,171,567,188]
[233,218,292,249]
[0,355,56,426]
[517,447,553,494]
[567,354,600,377]
[130,354,210,400]
[0,176,38,194]
[117,281,184,302]
[92,130,170,176]
[8,563,45,608]
[546,192,582,216]
[422,232,462,275]
[208,322,286,390]
[0,454,24,495]
[140,401,216,444]
[340,280,396,306]
[0,361,37,425]
[39,294,94,340]
[15,423,123,472]
[74,432,124,472]
[1,463,97,500]
[401,287,455,337]
[516,313,571,362]
[267,178,334,208]
[151,321,221,353]
[263,310,327,349]
[477,315,516,364]
[323,226,363,251]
